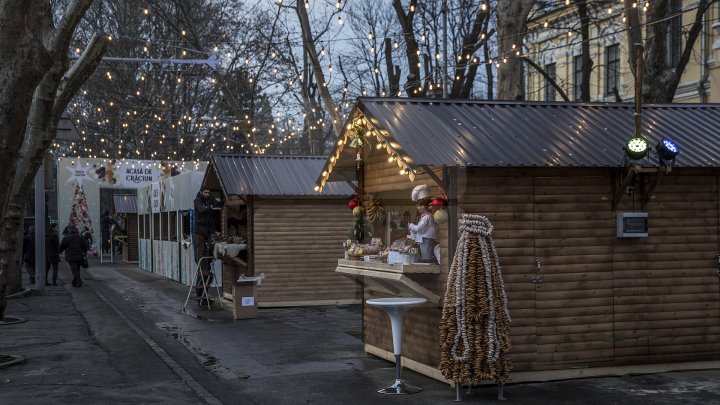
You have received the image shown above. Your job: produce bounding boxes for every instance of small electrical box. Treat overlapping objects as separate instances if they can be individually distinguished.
[617,212,648,238]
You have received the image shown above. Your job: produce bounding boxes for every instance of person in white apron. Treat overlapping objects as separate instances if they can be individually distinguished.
[408,185,438,264]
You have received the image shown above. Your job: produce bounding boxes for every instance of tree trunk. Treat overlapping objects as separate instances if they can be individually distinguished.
[384,37,400,96]
[484,44,494,99]
[295,3,343,138]
[624,0,642,79]
[391,0,424,97]
[0,1,53,321]
[0,1,53,219]
[624,0,710,103]
[576,0,592,102]
[496,0,534,100]
[0,0,101,321]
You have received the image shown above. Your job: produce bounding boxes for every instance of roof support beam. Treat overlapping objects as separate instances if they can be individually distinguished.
[641,166,671,210]
[420,165,446,191]
[613,165,640,209]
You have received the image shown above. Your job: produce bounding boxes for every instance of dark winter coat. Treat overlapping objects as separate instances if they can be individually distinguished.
[22,233,35,264]
[194,192,216,236]
[46,230,60,263]
[59,227,89,262]
[100,215,118,234]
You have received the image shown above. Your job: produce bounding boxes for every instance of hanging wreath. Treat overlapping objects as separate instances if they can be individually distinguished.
[365,195,385,223]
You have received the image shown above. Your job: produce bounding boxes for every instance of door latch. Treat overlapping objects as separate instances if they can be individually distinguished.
[531,258,544,284]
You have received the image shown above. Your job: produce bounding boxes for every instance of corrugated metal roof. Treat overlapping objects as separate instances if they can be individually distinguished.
[113,194,137,213]
[356,98,720,167]
[211,154,354,196]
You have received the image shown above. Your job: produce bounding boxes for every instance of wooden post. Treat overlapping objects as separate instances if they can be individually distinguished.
[634,44,643,138]
[247,195,254,277]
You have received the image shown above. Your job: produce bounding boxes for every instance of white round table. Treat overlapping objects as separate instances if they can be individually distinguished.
[366,297,427,395]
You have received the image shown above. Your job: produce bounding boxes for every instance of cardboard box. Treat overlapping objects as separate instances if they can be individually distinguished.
[232,280,257,320]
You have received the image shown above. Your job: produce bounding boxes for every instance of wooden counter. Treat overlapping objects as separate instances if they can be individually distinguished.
[335,259,441,303]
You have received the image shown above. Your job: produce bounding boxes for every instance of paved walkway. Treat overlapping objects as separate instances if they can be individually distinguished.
[2,260,720,404]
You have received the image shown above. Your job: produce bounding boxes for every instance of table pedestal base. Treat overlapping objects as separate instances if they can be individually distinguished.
[378,379,422,395]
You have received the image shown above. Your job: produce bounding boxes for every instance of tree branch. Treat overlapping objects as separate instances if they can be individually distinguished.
[523,57,570,102]
[53,33,109,124]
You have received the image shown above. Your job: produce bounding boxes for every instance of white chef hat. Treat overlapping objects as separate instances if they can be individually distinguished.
[411,184,432,202]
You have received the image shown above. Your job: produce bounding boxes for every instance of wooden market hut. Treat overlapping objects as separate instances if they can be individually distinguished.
[137,170,207,285]
[202,154,360,307]
[113,194,138,263]
[319,98,720,382]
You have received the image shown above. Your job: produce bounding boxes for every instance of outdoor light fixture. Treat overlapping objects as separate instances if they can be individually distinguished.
[655,138,679,165]
[624,137,649,160]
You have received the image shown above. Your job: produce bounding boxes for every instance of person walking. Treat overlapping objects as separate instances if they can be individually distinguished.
[45,223,61,286]
[22,226,36,285]
[59,225,89,287]
[193,188,222,305]
[100,210,119,254]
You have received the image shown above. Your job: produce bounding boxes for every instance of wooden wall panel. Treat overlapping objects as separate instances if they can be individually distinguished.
[644,174,720,360]
[253,199,360,306]
[533,175,615,367]
[362,164,720,377]
[460,170,537,370]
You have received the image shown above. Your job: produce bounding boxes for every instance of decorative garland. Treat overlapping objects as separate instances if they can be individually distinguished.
[439,214,512,385]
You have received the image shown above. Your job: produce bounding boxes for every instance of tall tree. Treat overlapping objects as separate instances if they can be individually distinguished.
[1,0,105,319]
[392,0,425,97]
[496,0,534,100]
[625,0,712,102]
[294,0,343,138]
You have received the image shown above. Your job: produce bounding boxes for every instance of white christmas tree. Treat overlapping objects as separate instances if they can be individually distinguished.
[69,185,98,256]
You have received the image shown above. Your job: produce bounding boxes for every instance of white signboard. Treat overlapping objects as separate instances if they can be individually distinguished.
[151,182,161,213]
[119,164,157,188]
[241,297,255,307]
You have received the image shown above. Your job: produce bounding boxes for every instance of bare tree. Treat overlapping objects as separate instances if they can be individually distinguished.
[448,0,494,98]
[496,0,534,100]
[1,0,105,320]
[294,2,343,138]
[392,0,425,97]
[625,0,712,102]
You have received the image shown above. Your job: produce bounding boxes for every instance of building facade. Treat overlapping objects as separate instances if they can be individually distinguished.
[525,2,720,103]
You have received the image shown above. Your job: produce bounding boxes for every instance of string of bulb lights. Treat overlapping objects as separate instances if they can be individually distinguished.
[57,0,711,161]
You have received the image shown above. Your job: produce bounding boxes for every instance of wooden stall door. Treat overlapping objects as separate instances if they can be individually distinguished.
[643,174,720,360]
[459,171,537,371]
[533,175,615,367]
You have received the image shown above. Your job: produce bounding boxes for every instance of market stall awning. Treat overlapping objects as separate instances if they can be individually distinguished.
[113,194,137,213]
[210,154,355,197]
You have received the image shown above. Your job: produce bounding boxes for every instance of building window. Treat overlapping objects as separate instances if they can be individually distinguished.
[605,44,620,96]
[544,63,556,101]
[573,55,582,101]
[667,0,682,67]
